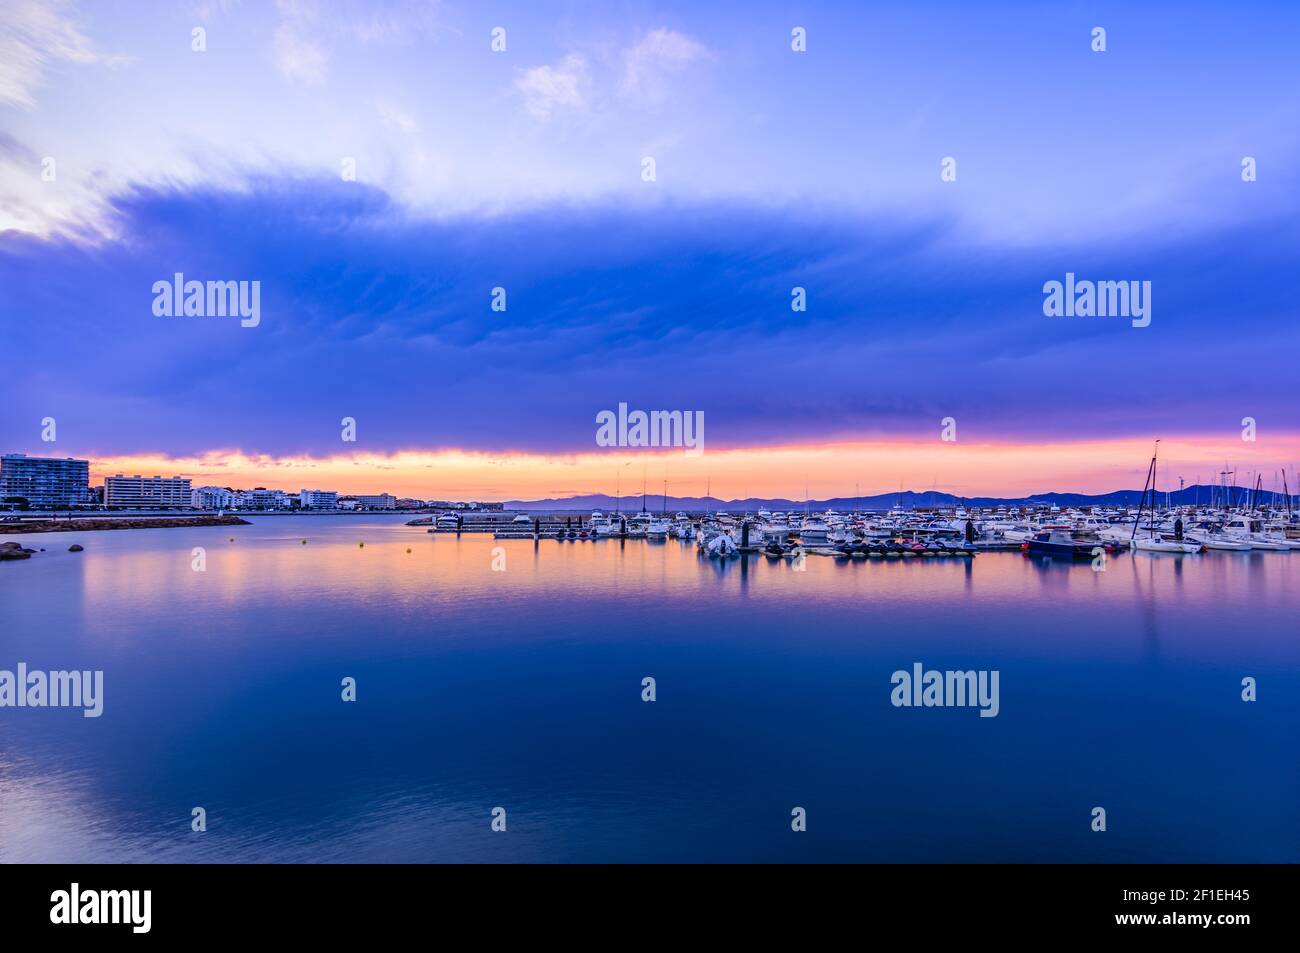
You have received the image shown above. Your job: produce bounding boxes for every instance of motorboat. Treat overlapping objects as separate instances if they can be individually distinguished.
[1025,528,1097,558]
[704,533,739,558]
[795,517,831,547]
[1183,527,1252,551]
[1222,516,1293,550]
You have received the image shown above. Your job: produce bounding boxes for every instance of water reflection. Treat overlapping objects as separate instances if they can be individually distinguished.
[2,515,1297,863]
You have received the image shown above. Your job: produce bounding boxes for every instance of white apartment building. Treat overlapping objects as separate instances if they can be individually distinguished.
[234,488,292,510]
[300,489,338,509]
[191,485,234,509]
[104,474,193,508]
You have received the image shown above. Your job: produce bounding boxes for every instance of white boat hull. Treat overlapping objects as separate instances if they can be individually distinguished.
[1132,537,1201,554]
[1190,536,1252,551]
[1247,537,1292,551]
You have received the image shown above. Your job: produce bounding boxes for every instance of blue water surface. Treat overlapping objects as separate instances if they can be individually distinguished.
[1,516,1296,862]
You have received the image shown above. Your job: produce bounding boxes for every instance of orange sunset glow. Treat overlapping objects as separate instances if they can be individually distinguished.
[84,434,1300,502]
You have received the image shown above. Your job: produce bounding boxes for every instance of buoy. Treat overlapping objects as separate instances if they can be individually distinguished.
[406,548,411,553]
[301,539,307,545]
[229,537,235,542]
[359,542,365,548]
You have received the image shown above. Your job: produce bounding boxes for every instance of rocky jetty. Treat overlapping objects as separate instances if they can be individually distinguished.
[0,516,252,535]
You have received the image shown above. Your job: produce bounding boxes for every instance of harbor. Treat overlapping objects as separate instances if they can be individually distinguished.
[406,499,1299,558]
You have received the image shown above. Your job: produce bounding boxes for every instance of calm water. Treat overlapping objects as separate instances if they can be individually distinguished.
[1,515,1297,863]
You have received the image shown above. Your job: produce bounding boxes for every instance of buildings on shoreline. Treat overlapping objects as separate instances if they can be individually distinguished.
[0,454,91,508]
[104,474,193,508]
[0,452,500,513]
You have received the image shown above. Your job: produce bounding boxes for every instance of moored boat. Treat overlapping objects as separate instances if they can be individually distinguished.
[1025,528,1097,558]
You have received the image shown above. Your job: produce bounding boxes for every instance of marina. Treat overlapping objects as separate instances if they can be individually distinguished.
[404,499,1299,560]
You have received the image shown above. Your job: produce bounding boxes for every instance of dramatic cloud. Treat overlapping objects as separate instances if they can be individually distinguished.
[2,178,1297,465]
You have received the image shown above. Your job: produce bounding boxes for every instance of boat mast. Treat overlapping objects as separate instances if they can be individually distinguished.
[1132,441,1159,541]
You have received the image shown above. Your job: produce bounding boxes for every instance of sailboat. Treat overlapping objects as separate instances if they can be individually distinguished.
[646,480,671,538]
[1131,442,1201,553]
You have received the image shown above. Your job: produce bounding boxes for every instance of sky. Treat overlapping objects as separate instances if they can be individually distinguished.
[1,1,1298,500]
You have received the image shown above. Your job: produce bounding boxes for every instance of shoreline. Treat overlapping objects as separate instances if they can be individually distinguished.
[0,516,252,535]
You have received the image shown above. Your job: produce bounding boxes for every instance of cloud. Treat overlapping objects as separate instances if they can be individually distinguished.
[0,0,129,109]
[620,28,706,102]
[377,99,419,134]
[270,0,442,85]
[2,177,1297,462]
[515,54,589,120]
[273,20,327,84]
[194,0,240,21]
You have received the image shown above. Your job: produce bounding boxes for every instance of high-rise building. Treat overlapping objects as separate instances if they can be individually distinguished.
[0,454,91,508]
[104,474,193,508]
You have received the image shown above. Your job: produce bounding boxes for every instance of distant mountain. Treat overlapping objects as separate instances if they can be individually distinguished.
[504,486,1296,511]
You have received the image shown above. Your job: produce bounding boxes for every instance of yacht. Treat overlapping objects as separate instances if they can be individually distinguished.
[1223,516,1292,550]
[795,517,831,547]
[1184,529,1251,551]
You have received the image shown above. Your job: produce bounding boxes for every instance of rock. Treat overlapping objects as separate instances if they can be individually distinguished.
[68,544,84,552]
[0,516,253,535]
[0,541,35,560]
